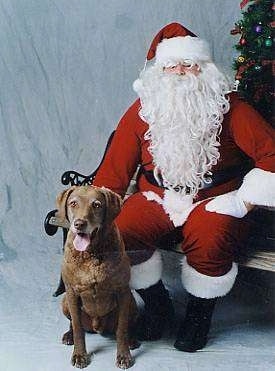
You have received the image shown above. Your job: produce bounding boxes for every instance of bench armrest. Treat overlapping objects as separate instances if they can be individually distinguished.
[61,170,96,186]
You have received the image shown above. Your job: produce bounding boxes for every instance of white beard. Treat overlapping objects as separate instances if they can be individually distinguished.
[133,63,230,196]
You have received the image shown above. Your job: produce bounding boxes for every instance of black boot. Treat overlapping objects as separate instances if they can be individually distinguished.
[174,294,217,352]
[135,280,174,341]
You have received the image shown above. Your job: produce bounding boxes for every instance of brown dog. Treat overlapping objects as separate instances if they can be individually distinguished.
[56,185,138,369]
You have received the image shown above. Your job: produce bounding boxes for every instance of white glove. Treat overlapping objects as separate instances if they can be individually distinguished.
[205,191,248,218]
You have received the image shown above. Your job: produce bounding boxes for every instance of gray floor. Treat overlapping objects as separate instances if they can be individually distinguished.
[0,249,274,371]
[160,251,275,371]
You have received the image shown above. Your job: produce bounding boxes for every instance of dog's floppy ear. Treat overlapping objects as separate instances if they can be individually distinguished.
[100,187,123,224]
[55,186,78,226]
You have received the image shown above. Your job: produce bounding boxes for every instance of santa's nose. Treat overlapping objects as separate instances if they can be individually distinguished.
[174,65,186,75]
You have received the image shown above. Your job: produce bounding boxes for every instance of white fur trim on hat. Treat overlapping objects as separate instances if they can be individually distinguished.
[155,36,212,67]
[181,257,238,298]
[129,250,162,290]
[236,168,275,207]
[133,78,143,94]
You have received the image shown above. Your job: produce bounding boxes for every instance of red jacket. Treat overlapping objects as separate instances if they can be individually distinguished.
[94,93,275,202]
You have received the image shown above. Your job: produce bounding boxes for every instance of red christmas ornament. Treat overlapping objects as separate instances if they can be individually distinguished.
[240,37,247,46]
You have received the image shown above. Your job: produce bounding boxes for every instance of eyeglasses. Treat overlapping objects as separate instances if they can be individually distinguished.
[181,60,197,68]
[164,60,200,70]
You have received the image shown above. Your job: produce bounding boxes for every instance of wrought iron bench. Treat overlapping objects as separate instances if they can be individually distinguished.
[44,132,275,296]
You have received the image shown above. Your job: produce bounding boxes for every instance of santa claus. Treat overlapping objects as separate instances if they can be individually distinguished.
[93,23,275,351]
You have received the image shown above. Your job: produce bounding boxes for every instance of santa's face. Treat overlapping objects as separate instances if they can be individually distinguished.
[133,62,230,196]
[163,62,200,76]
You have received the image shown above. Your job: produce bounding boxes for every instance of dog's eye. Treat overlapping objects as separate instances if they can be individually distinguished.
[69,200,77,208]
[92,200,102,209]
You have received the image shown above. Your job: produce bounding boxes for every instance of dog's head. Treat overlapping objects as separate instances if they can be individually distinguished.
[56,185,122,252]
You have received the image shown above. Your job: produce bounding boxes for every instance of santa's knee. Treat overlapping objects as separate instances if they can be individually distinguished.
[181,234,238,299]
[183,233,236,276]
[180,213,241,298]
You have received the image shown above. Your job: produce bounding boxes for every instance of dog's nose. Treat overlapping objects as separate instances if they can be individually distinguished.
[74,219,87,230]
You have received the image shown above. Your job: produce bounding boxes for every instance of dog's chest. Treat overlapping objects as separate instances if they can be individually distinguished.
[64,259,115,294]
[81,264,108,291]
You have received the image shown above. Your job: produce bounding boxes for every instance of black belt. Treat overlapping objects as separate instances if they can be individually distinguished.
[139,162,253,192]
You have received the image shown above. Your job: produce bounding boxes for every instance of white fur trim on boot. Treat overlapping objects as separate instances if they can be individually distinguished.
[130,250,162,290]
[236,168,275,207]
[181,257,238,298]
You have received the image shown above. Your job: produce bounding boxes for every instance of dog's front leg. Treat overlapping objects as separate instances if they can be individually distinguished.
[116,288,133,369]
[66,290,90,368]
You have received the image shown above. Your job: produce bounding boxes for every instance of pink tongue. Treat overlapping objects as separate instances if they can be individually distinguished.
[73,234,90,251]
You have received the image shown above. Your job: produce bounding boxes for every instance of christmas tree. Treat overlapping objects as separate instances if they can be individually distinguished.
[231,0,274,126]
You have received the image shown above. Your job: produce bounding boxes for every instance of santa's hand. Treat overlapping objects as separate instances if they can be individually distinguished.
[205,191,248,218]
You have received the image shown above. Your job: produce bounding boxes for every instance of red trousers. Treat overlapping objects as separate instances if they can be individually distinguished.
[115,192,251,277]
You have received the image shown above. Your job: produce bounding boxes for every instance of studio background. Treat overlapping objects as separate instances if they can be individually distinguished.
[0,1,274,371]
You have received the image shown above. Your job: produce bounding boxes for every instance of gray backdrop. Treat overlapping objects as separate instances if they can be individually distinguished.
[1,4,275,370]
[0,0,241,261]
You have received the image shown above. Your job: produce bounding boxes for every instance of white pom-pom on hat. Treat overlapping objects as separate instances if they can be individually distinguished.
[132,78,143,94]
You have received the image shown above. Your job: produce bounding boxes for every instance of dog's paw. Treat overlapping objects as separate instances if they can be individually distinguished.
[116,351,133,369]
[71,352,90,368]
[62,330,74,345]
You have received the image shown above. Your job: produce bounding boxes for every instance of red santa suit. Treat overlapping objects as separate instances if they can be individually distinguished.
[93,24,275,299]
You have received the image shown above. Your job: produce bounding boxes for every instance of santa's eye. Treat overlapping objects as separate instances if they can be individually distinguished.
[182,60,195,68]
[92,200,102,209]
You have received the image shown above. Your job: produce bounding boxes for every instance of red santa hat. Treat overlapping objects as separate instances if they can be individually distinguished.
[146,23,212,67]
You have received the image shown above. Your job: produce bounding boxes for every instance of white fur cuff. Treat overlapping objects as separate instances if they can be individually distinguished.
[142,190,201,227]
[205,191,248,218]
[130,250,162,290]
[181,257,238,298]
[237,168,275,207]
[162,190,196,227]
